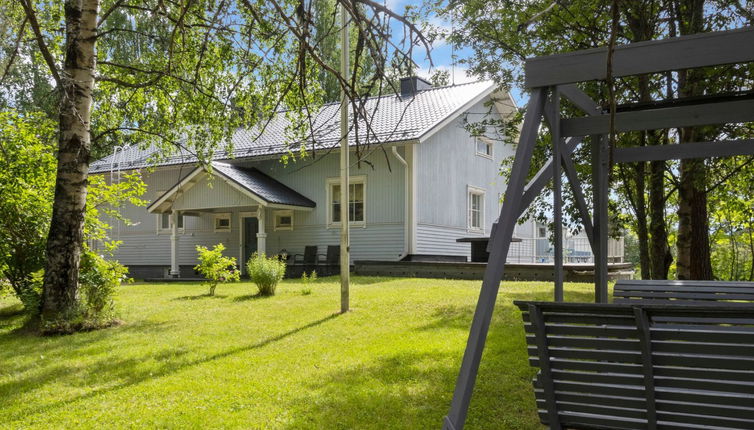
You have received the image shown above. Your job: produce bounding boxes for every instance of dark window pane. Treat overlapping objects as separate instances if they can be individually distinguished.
[332,203,341,222]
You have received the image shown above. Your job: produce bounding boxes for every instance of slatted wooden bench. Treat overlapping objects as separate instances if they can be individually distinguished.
[515,300,754,430]
[614,279,754,304]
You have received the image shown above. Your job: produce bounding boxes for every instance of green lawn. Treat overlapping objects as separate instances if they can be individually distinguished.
[0,277,596,429]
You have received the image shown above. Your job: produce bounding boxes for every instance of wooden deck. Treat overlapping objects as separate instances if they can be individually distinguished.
[354,260,634,282]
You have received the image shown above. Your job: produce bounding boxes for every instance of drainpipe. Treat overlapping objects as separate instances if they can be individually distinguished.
[169,210,180,277]
[391,146,410,259]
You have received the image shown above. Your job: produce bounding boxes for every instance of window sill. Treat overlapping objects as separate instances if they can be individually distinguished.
[327,222,366,229]
[475,152,494,160]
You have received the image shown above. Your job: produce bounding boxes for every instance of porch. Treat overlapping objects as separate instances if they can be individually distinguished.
[147,161,316,277]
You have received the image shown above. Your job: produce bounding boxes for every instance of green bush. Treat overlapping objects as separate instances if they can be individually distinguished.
[40,253,127,333]
[194,244,240,296]
[16,271,44,315]
[246,253,286,296]
[79,251,128,323]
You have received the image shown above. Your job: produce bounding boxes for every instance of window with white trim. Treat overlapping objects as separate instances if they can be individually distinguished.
[273,210,293,231]
[538,224,547,238]
[468,187,485,231]
[158,212,184,231]
[214,213,231,232]
[327,177,366,226]
[475,137,493,158]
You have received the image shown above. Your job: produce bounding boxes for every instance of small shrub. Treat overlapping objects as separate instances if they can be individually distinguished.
[14,272,43,315]
[194,244,240,296]
[247,253,286,296]
[300,270,317,295]
[79,251,128,323]
[41,252,126,334]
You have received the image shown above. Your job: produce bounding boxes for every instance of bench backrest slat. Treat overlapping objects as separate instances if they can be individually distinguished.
[614,279,754,304]
[516,301,754,430]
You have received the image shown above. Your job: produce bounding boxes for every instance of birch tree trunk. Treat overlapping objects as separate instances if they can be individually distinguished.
[40,0,99,320]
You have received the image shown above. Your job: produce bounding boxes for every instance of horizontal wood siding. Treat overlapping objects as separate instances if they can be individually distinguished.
[415,224,473,258]
[102,148,406,267]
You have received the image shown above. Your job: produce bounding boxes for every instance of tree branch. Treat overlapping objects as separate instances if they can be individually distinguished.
[18,0,62,87]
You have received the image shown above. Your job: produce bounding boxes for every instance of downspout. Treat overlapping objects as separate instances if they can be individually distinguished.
[392,146,410,259]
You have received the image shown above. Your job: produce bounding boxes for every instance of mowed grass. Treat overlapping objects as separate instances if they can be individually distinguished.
[0,277,597,429]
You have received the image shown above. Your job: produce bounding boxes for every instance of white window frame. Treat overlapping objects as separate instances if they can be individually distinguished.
[154,191,184,233]
[467,186,485,232]
[475,136,494,159]
[273,210,294,231]
[326,175,367,228]
[214,213,232,232]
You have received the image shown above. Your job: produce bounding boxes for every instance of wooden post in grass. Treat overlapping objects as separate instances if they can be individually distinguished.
[339,2,350,313]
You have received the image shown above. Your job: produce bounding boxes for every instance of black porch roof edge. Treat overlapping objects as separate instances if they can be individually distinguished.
[211,162,316,208]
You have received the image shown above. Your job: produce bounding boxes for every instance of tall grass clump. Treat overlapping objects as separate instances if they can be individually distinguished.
[247,253,286,296]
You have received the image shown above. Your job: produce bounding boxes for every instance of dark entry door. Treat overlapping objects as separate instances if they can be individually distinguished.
[243,217,259,264]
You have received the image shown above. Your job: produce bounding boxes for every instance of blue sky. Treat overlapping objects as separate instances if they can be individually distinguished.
[386,0,525,105]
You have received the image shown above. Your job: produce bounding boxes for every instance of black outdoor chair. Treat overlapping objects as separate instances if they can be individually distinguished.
[292,246,325,265]
[325,245,340,266]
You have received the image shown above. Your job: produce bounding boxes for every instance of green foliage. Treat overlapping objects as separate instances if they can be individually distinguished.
[38,253,128,333]
[0,110,146,314]
[0,111,55,310]
[194,244,240,296]
[300,270,317,295]
[79,251,129,323]
[246,253,286,296]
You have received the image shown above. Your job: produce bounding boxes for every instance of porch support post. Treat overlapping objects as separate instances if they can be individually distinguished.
[238,211,244,272]
[256,208,267,256]
[170,210,180,277]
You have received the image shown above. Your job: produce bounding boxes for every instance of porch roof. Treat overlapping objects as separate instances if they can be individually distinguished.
[147,161,316,213]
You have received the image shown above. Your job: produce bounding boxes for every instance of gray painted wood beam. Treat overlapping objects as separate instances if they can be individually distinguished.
[520,137,581,212]
[615,139,754,163]
[519,89,597,215]
[559,84,602,115]
[561,152,594,247]
[551,88,564,302]
[525,26,754,88]
[561,98,754,136]
[444,88,548,430]
[541,97,595,248]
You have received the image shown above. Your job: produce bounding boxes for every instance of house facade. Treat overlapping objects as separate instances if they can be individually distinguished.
[92,78,532,278]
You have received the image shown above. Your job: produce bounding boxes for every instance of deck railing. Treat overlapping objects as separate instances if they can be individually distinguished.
[506,237,624,264]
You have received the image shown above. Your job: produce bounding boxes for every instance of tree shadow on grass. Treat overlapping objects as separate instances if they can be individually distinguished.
[172,293,228,301]
[282,320,540,429]
[231,292,270,302]
[2,312,341,424]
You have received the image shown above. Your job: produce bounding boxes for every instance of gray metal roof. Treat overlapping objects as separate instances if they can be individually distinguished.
[212,162,316,208]
[91,80,496,173]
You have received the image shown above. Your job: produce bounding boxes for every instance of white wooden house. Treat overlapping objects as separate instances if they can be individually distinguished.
[91,77,617,278]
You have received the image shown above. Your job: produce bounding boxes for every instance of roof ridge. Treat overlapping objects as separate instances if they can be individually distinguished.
[292,79,492,110]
